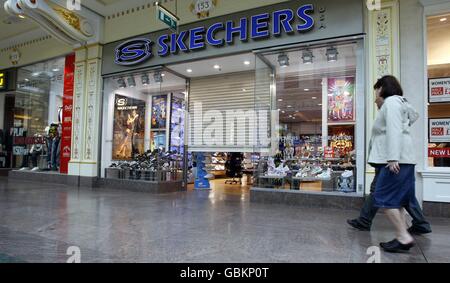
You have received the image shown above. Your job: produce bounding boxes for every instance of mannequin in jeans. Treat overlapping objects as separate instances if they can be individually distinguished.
[347,93,432,235]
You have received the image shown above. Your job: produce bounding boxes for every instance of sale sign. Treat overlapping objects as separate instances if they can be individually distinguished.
[430,118,450,143]
[429,148,450,158]
[429,77,450,103]
[60,54,75,174]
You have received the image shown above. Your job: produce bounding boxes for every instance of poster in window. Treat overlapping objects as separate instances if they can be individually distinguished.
[151,95,167,129]
[170,95,185,154]
[112,94,146,160]
[429,118,450,143]
[429,77,450,103]
[328,77,355,123]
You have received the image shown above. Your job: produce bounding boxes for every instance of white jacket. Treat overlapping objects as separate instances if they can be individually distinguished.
[368,96,416,165]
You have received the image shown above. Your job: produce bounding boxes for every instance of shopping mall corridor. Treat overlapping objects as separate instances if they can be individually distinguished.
[0,177,449,263]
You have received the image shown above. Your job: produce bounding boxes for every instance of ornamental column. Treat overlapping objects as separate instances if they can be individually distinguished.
[69,44,103,179]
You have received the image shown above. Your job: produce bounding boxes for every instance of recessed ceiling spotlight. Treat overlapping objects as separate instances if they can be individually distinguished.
[32,72,40,77]
[278,99,283,102]
[161,73,165,77]
[214,64,221,70]
[141,73,150,86]
[52,68,60,72]
[154,72,163,83]
[242,88,247,92]
[281,111,286,114]
[287,105,292,108]
[187,69,193,73]
[278,53,289,68]
[318,103,323,106]
[127,76,136,88]
[440,18,447,22]
[117,78,126,88]
[326,46,339,62]
[304,88,310,91]
[312,97,317,100]
[302,49,314,64]
[244,61,251,66]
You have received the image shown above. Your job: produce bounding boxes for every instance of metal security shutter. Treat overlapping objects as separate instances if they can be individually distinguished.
[188,70,271,152]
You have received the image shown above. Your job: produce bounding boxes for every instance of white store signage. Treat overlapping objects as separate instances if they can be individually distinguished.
[430,118,450,143]
[429,77,450,103]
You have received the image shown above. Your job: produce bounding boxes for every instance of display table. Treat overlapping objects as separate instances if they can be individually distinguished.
[257,175,288,189]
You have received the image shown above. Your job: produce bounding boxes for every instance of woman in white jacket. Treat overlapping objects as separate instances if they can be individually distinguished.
[368,75,416,253]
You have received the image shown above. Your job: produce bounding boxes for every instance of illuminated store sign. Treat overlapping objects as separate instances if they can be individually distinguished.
[0,72,6,90]
[115,4,314,66]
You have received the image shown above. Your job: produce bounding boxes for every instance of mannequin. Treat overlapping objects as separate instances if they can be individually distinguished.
[46,122,60,171]
[19,134,44,171]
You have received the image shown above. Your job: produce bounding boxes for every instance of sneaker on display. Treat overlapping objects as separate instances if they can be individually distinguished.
[205,173,215,179]
[342,170,354,178]
[19,167,30,171]
[31,167,40,172]
[317,168,332,179]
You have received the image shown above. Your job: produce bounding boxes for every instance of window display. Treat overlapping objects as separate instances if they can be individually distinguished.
[101,69,187,182]
[427,13,450,168]
[7,55,74,173]
[255,42,362,194]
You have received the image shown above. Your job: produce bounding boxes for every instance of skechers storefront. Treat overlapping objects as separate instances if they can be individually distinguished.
[100,0,367,205]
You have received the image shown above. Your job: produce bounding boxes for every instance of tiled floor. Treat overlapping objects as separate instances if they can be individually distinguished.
[0,177,449,263]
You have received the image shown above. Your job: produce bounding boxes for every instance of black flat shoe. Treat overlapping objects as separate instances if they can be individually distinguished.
[347,219,371,231]
[408,226,432,235]
[380,239,415,253]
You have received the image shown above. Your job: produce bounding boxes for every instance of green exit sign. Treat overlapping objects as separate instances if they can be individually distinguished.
[156,3,179,32]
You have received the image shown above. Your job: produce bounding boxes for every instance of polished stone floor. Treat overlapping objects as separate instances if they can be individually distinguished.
[0,177,449,263]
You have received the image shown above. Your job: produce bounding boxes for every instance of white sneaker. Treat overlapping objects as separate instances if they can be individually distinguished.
[317,169,332,179]
[31,167,40,172]
[341,170,353,178]
[205,173,215,179]
[19,167,30,171]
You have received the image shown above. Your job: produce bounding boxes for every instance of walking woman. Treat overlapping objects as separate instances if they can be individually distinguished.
[368,75,417,253]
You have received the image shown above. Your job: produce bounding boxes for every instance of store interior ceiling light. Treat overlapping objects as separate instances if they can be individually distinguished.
[326,46,339,62]
[440,17,447,22]
[278,53,289,67]
[302,49,314,64]
[213,64,221,70]
[154,72,163,83]
[127,76,136,88]
[141,74,150,86]
[304,88,310,91]
[117,78,126,88]
[186,69,193,73]
[244,61,251,65]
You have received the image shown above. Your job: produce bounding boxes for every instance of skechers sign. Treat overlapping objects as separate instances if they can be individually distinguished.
[114,4,315,66]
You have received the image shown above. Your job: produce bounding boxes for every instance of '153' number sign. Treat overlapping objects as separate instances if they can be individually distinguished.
[190,0,217,18]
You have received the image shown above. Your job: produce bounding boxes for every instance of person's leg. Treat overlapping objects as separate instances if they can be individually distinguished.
[21,153,29,168]
[385,208,414,244]
[348,168,380,229]
[31,151,39,168]
[405,196,432,233]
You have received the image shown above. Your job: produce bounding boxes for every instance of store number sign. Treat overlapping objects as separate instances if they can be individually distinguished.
[191,0,217,18]
[429,77,450,103]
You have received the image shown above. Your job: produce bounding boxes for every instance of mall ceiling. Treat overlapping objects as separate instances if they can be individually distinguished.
[0,0,147,43]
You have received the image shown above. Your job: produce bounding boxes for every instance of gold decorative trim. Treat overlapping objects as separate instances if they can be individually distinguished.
[0,35,52,53]
[106,0,174,20]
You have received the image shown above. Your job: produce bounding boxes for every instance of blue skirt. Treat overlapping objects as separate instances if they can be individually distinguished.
[373,164,416,209]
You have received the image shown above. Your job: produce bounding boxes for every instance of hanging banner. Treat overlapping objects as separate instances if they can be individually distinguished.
[429,77,450,103]
[60,54,75,174]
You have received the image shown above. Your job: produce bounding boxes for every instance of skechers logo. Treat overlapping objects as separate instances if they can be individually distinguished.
[115,38,153,66]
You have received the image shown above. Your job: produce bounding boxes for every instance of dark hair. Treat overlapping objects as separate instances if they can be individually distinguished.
[373,75,403,99]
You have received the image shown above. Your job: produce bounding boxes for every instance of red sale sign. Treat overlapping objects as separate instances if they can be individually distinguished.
[429,148,450,158]
[60,54,75,174]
